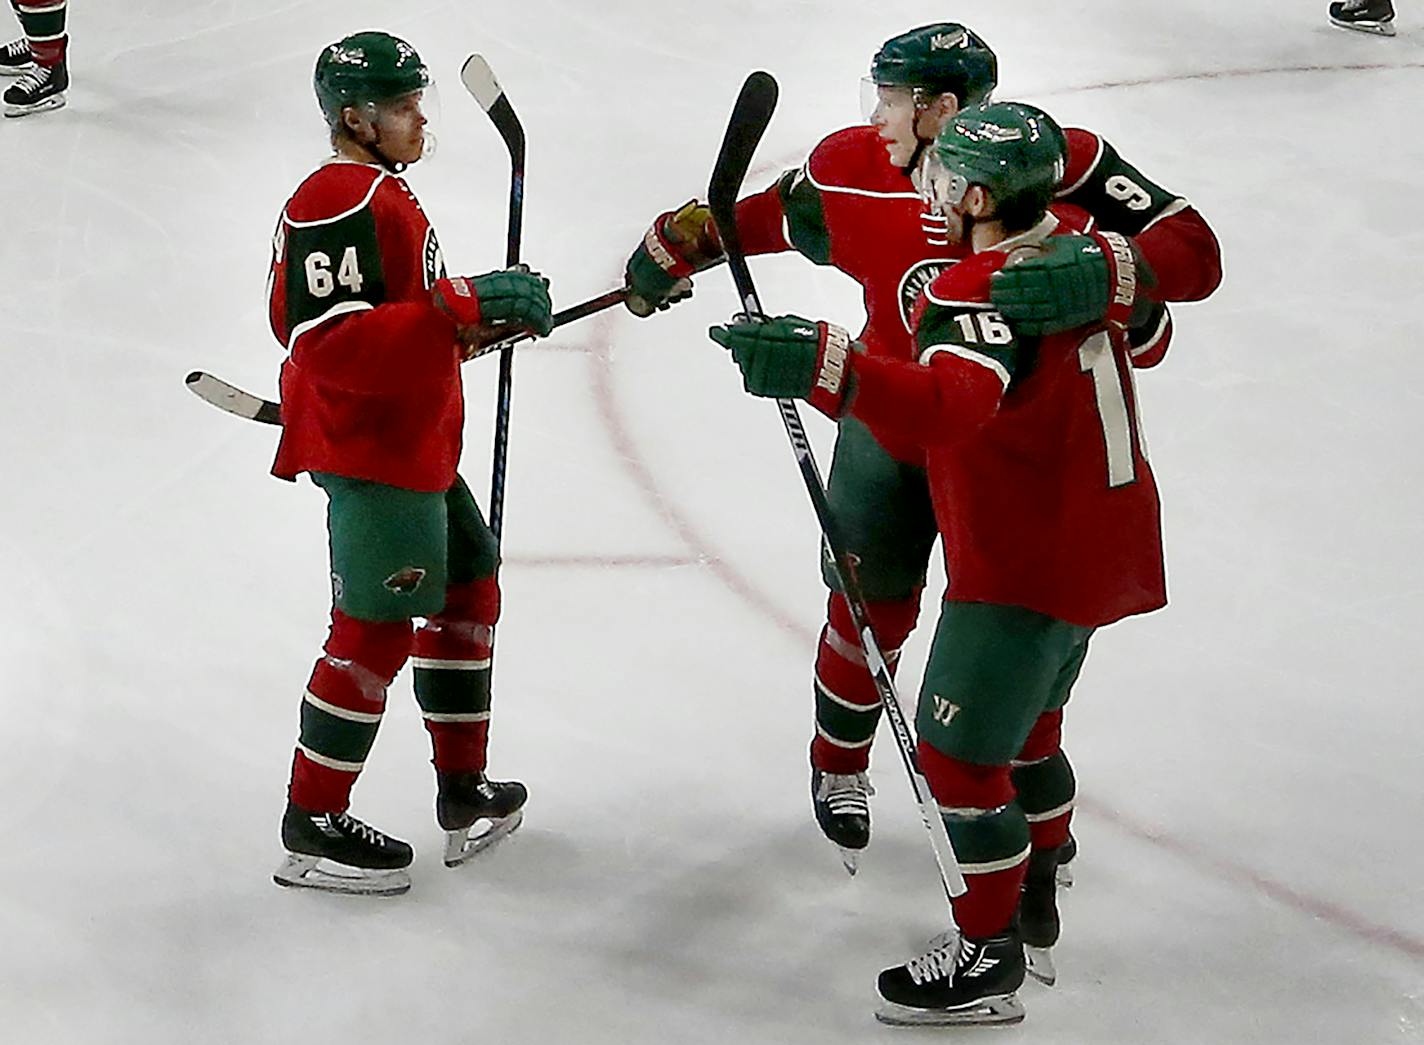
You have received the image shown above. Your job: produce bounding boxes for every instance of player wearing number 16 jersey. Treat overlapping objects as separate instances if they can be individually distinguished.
[264,31,554,896]
[625,23,1217,875]
[711,101,1175,1025]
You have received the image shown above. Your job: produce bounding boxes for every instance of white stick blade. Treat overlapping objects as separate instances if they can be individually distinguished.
[186,371,264,419]
[460,54,503,112]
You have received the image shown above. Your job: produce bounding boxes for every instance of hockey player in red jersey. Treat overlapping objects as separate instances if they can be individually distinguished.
[266,32,554,896]
[711,100,1172,1027]
[624,23,1217,877]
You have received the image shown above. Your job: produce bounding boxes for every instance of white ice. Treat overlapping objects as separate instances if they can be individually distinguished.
[2,1,1422,1042]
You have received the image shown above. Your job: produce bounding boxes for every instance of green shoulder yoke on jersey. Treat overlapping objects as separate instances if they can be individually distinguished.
[915,247,1050,389]
[1057,131,1184,238]
[872,23,997,106]
[282,172,388,342]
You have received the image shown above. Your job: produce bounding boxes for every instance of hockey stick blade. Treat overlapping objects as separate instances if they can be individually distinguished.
[186,290,628,427]
[185,371,281,426]
[461,53,525,268]
[459,54,504,113]
[707,71,778,318]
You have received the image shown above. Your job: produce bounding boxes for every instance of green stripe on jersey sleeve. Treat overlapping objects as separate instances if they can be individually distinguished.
[777,166,833,266]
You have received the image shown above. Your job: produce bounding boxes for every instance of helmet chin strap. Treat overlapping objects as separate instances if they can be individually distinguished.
[901,137,930,177]
[365,124,407,174]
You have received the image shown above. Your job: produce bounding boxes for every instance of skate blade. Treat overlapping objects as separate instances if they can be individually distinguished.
[0,65,34,78]
[837,845,860,876]
[4,93,66,118]
[1026,945,1057,987]
[272,853,411,897]
[443,809,524,867]
[875,991,1025,1027]
[1330,18,1396,35]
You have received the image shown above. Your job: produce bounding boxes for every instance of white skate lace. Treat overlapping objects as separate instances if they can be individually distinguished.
[1,39,27,60]
[11,66,49,93]
[905,935,970,986]
[336,813,389,847]
[815,771,875,816]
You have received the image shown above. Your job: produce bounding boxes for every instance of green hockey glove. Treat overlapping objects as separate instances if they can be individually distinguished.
[991,232,1143,336]
[625,200,724,318]
[708,314,855,418]
[435,268,554,344]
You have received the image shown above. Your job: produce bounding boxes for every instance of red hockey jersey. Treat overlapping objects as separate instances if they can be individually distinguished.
[733,122,1219,361]
[267,160,462,492]
[850,215,1168,628]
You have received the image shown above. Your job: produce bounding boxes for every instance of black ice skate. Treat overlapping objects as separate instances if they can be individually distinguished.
[1329,0,1396,35]
[810,755,874,875]
[3,59,67,118]
[1019,845,1066,986]
[272,804,413,897]
[0,38,32,76]
[437,771,526,867]
[876,929,1027,1027]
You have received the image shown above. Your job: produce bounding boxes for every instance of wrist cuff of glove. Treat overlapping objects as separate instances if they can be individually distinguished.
[1091,231,1139,329]
[807,322,856,419]
[644,219,699,280]
[432,277,482,328]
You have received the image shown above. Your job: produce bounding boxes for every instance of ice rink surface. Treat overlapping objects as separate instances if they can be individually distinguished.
[2,1,1422,1041]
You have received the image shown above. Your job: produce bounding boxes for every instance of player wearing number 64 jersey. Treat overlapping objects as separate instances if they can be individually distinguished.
[711,101,1174,1026]
[263,31,554,896]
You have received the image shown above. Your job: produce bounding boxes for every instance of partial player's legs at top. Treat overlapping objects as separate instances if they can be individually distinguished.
[1329,0,1397,35]
[3,0,67,117]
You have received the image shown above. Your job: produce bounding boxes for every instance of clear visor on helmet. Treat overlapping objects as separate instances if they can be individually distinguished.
[349,84,442,161]
[917,148,971,216]
[859,78,919,124]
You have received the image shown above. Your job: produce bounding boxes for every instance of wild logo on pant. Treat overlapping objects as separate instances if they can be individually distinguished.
[383,566,428,595]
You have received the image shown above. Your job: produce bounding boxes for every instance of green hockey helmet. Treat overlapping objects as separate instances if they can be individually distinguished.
[314,31,431,130]
[921,101,1067,214]
[870,23,997,107]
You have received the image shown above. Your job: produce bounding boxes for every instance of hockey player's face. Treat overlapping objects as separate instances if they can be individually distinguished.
[368,91,428,164]
[863,83,920,166]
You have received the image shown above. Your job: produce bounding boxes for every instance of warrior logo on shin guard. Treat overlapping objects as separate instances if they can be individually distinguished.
[383,566,428,595]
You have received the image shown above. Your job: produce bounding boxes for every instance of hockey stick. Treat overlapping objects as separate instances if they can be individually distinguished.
[461,53,524,546]
[184,287,628,426]
[707,72,966,906]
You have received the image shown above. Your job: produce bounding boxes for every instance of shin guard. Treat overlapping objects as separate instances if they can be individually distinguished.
[811,590,922,774]
[919,743,1029,938]
[16,0,65,66]
[413,576,499,774]
[1011,710,1075,852]
[289,610,414,813]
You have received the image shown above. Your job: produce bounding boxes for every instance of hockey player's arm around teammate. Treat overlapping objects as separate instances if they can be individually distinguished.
[988,127,1222,337]
[714,103,1173,1026]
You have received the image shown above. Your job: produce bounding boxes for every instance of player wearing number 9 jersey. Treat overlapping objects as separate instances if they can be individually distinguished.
[710,101,1179,1025]
[262,32,554,897]
[626,23,1214,876]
